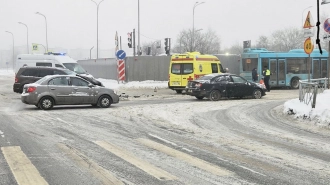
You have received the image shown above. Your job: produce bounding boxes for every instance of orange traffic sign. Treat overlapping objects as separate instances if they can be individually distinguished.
[304,38,314,54]
[303,11,314,29]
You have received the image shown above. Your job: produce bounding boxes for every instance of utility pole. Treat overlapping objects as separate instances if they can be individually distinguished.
[120,36,122,50]
[133,29,136,57]
[138,0,140,56]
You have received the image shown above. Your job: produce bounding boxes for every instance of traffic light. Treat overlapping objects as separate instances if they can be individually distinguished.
[128,32,132,48]
[164,38,168,52]
[243,40,251,49]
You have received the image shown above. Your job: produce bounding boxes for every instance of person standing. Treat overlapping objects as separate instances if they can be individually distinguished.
[252,68,258,82]
[263,66,271,92]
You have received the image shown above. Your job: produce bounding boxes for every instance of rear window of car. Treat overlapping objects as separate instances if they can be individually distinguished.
[38,69,54,77]
[48,77,69,86]
[35,77,49,84]
[61,69,76,75]
[21,69,38,76]
[197,74,218,80]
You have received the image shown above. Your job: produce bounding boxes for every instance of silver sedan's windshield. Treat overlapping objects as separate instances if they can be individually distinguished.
[63,63,87,74]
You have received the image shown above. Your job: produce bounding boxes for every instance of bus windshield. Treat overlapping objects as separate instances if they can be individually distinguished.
[63,63,86,74]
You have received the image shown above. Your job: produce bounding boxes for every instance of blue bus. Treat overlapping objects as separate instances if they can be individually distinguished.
[240,48,329,88]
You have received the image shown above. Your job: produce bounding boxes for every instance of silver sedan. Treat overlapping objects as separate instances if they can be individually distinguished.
[21,75,119,110]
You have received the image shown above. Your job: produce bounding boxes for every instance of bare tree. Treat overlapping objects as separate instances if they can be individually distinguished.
[173,28,221,54]
[141,41,162,56]
[270,27,304,52]
[255,35,270,49]
[223,42,244,54]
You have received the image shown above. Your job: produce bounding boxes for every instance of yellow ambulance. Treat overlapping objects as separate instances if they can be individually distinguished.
[168,52,225,93]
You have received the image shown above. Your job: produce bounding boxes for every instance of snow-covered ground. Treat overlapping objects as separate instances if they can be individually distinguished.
[1,69,329,127]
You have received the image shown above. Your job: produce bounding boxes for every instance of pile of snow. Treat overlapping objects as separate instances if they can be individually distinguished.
[283,90,330,127]
[98,78,168,90]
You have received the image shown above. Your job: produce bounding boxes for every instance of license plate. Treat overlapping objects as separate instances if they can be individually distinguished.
[188,89,192,93]
[172,82,180,86]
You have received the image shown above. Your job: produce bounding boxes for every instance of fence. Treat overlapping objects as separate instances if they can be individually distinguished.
[299,78,328,108]
[77,55,240,82]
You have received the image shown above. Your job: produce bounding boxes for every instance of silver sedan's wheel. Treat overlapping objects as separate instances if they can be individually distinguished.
[209,90,221,101]
[253,89,262,99]
[39,97,54,110]
[98,95,112,108]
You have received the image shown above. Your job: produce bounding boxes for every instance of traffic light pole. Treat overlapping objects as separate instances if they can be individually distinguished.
[133,29,136,57]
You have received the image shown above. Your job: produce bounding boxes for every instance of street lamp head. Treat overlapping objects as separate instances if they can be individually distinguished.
[322,0,330,5]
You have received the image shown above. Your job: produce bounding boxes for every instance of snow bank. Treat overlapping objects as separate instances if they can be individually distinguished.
[283,90,330,127]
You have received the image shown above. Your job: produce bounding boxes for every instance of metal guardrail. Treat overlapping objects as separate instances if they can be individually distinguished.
[299,78,328,108]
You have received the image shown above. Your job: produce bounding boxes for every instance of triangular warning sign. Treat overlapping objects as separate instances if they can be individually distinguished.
[303,11,314,28]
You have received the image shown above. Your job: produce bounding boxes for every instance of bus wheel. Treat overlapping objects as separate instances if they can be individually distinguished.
[290,78,300,89]
[175,90,182,94]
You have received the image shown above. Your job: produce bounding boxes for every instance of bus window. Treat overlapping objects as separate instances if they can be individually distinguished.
[287,58,307,74]
[313,59,320,79]
[242,58,258,71]
[321,60,327,78]
[262,58,269,69]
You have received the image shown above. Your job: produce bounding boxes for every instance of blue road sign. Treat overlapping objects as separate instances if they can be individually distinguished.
[324,19,330,33]
[116,50,126,60]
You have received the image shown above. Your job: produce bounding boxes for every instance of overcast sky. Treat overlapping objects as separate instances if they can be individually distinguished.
[0,0,328,52]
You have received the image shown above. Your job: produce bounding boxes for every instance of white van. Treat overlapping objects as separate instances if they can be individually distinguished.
[15,53,93,78]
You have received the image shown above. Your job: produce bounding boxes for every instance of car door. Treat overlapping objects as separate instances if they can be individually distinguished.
[230,75,252,97]
[47,76,72,104]
[213,75,229,97]
[70,77,94,104]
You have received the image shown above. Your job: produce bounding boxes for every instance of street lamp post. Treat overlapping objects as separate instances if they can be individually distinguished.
[90,46,94,59]
[18,22,29,54]
[36,12,48,52]
[321,0,330,88]
[138,0,141,56]
[5,31,14,69]
[192,2,205,51]
[91,0,105,59]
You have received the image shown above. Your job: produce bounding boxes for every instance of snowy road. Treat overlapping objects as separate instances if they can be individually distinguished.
[1,74,330,185]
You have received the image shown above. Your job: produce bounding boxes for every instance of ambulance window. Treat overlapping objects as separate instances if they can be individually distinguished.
[183,64,193,74]
[171,64,181,74]
[219,64,225,73]
[211,63,218,73]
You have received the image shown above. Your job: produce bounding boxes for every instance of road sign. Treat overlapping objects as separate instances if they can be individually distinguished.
[304,38,314,54]
[303,11,314,29]
[303,29,314,38]
[324,18,330,33]
[323,34,330,40]
[116,50,126,60]
[32,43,38,51]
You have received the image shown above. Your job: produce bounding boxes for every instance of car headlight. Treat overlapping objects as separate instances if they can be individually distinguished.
[257,83,266,89]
